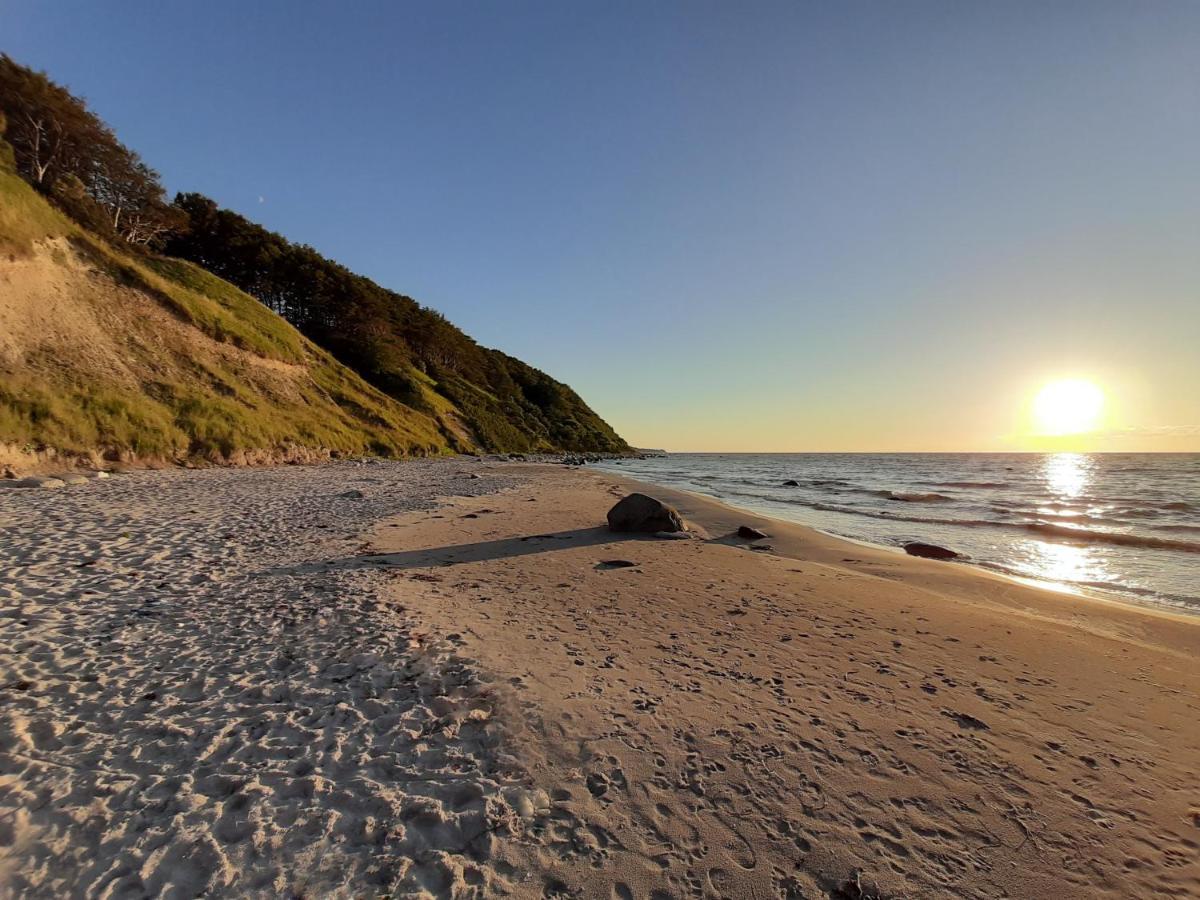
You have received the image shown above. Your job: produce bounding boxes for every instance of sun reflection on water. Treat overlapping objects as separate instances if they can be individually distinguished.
[1042,452,1093,499]
[1027,453,1110,586]
[1017,539,1111,587]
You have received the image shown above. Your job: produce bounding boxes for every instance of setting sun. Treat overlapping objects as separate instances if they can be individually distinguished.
[1033,379,1105,435]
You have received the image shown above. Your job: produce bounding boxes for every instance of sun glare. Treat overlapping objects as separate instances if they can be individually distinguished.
[1032,379,1105,435]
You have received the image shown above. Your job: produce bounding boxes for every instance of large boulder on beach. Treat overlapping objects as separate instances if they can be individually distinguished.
[904,541,959,560]
[607,493,684,533]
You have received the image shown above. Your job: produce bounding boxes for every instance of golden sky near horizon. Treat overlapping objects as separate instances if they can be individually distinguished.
[615,369,1199,454]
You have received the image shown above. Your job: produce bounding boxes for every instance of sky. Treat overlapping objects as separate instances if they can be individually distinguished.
[5,0,1199,451]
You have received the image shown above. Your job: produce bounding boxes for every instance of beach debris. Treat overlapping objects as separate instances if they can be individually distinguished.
[903,541,959,560]
[832,871,885,900]
[596,559,638,570]
[942,710,990,730]
[606,493,685,533]
[737,525,769,540]
[0,476,67,489]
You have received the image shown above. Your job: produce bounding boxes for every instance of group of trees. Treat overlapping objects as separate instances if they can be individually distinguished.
[165,196,628,452]
[0,54,628,453]
[0,54,183,247]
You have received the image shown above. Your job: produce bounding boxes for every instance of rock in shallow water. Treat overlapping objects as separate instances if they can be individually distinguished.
[606,493,684,533]
[903,541,959,560]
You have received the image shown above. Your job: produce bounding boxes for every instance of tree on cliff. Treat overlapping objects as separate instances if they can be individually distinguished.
[0,54,182,247]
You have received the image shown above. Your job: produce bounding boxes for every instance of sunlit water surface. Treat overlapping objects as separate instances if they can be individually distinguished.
[594,453,1200,613]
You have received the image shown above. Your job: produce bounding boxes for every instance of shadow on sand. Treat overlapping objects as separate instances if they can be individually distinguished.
[271,526,650,576]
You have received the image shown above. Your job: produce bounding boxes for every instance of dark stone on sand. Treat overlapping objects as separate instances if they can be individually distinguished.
[903,541,958,560]
[737,525,769,540]
[607,493,684,533]
[782,479,800,487]
[596,559,638,569]
[942,710,989,730]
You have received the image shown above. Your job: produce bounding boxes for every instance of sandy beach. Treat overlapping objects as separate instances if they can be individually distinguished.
[2,460,1198,898]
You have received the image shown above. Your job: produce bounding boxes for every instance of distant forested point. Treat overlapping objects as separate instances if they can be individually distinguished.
[0,54,628,455]
[164,195,628,453]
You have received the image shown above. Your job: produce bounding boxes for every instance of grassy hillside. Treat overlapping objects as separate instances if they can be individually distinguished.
[0,166,453,468]
[166,194,630,455]
[0,55,629,459]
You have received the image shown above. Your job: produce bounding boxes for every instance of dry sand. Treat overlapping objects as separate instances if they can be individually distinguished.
[0,461,540,898]
[2,460,1197,898]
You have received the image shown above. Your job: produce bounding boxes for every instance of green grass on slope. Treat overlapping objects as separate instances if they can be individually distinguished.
[139,256,310,364]
[0,166,74,256]
[0,368,447,459]
[0,169,451,461]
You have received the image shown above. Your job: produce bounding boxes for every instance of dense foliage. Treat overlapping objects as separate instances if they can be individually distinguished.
[0,55,628,454]
[0,55,183,247]
[164,195,628,453]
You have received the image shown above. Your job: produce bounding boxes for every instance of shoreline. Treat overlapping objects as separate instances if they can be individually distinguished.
[372,462,1200,897]
[593,460,1200,618]
[597,470,1200,655]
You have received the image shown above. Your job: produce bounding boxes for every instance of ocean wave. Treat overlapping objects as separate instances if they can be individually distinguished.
[736,491,1200,552]
[758,495,1010,529]
[972,562,1199,609]
[1023,523,1200,553]
[929,481,1010,489]
[1153,523,1200,534]
[887,491,953,503]
[1090,497,1194,511]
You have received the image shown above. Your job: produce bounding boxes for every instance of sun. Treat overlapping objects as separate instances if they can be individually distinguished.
[1032,379,1105,435]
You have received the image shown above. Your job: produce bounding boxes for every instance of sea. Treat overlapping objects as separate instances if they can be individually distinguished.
[593,453,1200,614]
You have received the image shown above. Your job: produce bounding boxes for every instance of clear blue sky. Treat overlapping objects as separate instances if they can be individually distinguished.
[6,1,1199,450]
